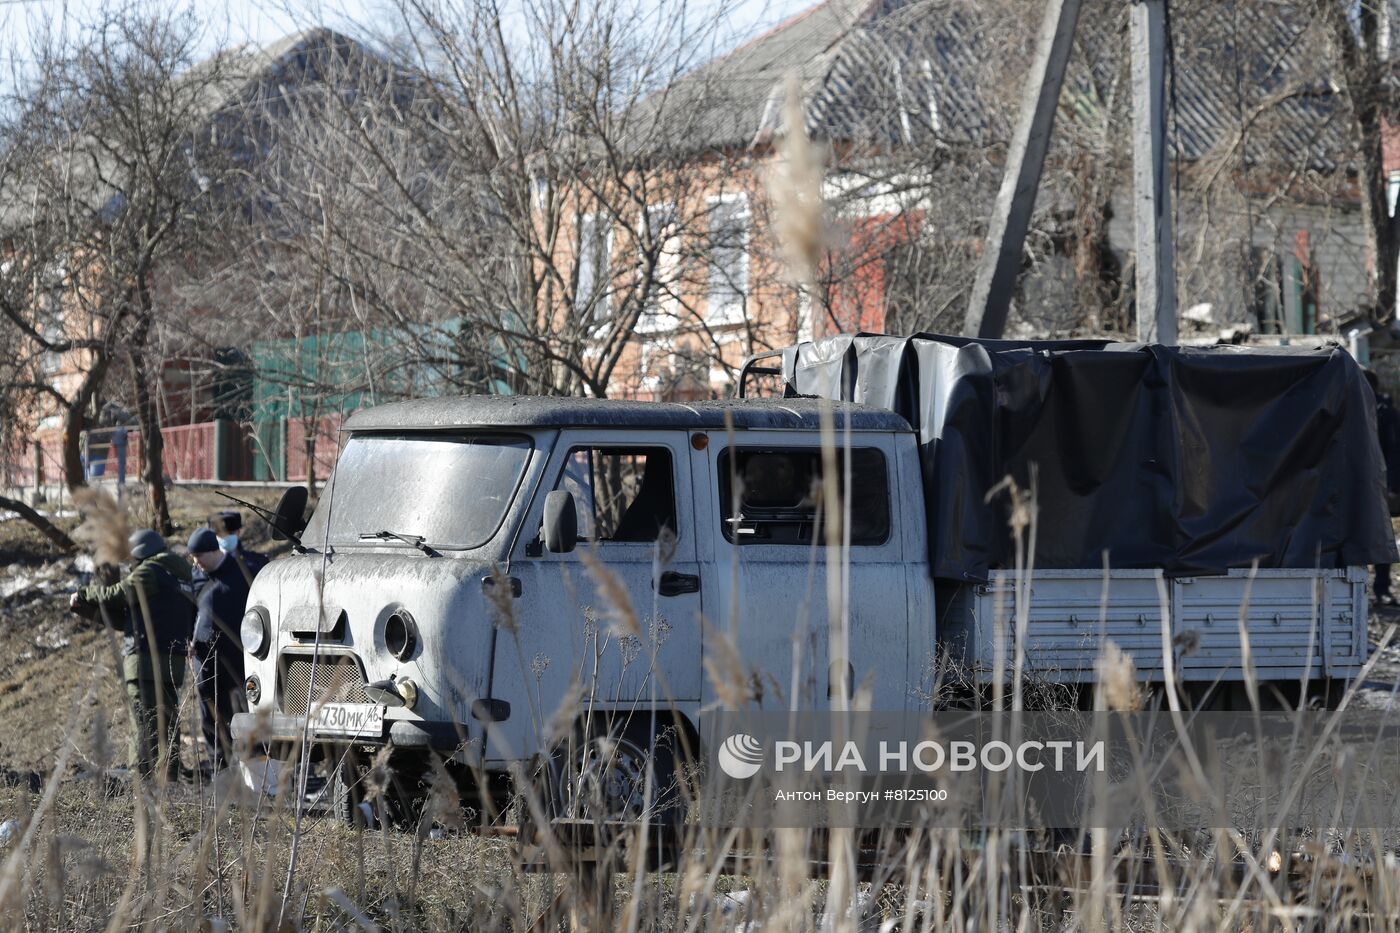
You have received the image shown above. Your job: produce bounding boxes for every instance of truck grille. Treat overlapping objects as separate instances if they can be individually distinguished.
[278,653,370,716]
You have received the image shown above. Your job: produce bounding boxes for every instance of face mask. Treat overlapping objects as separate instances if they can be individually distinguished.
[218,534,239,553]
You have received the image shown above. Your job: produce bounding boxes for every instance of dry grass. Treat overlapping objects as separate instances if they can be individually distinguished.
[2,480,1399,928]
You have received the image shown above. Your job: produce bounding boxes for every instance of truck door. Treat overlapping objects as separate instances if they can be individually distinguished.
[702,432,913,710]
[507,430,704,757]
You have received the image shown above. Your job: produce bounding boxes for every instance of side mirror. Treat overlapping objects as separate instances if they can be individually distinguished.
[542,490,577,554]
[271,486,309,542]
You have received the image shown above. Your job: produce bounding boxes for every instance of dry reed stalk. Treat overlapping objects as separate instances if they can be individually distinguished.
[766,75,827,294]
[71,488,130,567]
[701,619,751,709]
[579,550,642,639]
[1096,641,1140,714]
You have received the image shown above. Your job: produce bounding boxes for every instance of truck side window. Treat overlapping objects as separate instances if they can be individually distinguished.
[559,447,676,542]
[719,447,889,546]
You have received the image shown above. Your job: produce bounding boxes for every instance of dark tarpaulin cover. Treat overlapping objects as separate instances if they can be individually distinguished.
[781,333,1398,582]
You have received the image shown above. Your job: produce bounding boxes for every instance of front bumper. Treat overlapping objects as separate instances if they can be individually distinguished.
[231,711,478,759]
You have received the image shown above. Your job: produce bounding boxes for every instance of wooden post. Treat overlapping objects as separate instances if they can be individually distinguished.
[965,0,1084,339]
[1130,0,1177,344]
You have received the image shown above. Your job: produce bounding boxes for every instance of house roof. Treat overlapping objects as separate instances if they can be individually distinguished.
[657,0,1348,171]
[178,29,371,122]
[0,28,400,234]
[342,394,912,432]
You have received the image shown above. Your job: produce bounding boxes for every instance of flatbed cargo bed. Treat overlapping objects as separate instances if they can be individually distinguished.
[939,567,1369,684]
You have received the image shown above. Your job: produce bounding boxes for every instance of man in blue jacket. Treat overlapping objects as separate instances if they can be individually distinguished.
[211,510,268,580]
[189,527,258,770]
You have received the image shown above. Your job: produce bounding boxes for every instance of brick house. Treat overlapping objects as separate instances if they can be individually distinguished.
[583,0,1389,400]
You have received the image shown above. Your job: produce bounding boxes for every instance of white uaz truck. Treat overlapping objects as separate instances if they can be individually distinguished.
[231,333,1394,823]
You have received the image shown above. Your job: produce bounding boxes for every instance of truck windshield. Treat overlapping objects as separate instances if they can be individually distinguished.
[302,433,532,550]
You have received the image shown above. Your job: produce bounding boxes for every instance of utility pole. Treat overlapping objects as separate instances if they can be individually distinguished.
[1129,0,1176,343]
[964,0,1177,344]
[964,0,1083,339]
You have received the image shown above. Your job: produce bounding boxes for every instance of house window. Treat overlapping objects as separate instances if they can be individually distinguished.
[575,212,611,317]
[796,288,814,342]
[718,447,890,546]
[708,195,749,324]
[638,341,671,392]
[38,285,64,376]
[641,203,679,332]
[1288,249,1319,336]
[530,175,550,210]
[558,446,675,542]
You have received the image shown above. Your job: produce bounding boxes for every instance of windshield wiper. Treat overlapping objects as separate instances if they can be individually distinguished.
[358,529,440,556]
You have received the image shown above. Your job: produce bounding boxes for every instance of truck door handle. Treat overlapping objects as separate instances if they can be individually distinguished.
[656,571,699,597]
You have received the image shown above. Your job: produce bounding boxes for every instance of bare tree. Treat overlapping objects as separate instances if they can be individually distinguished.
[197,0,765,403]
[1319,0,1400,321]
[0,5,241,533]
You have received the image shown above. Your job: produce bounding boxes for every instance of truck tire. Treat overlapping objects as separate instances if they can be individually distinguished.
[550,715,686,832]
[330,750,430,830]
[330,752,379,829]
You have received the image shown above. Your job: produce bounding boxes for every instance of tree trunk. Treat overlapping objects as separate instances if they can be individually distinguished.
[1354,95,1398,321]
[1328,2,1398,322]
[0,494,77,552]
[129,346,174,535]
[61,351,112,494]
[129,274,173,535]
[303,419,317,494]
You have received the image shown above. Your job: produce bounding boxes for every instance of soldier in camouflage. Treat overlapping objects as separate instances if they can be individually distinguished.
[71,529,195,781]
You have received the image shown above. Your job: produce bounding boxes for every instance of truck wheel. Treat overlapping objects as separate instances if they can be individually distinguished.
[551,716,685,831]
[330,751,430,830]
[330,752,379,828]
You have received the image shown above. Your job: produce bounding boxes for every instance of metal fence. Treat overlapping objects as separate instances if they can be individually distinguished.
[3,415,350,490]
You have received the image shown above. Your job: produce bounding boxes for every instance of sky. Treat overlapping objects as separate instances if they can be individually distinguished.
[0,0,819,73]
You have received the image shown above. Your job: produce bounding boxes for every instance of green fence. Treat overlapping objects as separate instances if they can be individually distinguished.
[246,323,509,481]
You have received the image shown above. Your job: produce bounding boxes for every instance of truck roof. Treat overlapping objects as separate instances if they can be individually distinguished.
[342,395,912,433]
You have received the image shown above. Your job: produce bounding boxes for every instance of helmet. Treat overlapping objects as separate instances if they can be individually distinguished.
[128,529,167,560]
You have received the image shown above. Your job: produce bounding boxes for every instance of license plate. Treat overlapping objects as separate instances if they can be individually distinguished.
[313,703,385,737]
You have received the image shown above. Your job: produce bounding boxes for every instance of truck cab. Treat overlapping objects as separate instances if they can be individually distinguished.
[231,396,934,814]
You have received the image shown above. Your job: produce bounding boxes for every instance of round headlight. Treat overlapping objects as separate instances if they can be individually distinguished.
[384,609,418,661]
[241,607,269,658]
